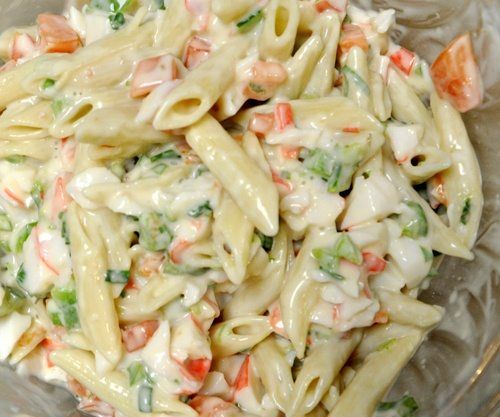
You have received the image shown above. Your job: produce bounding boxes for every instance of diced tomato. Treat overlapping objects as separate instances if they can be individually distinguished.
[271,171,293,193]
[179,357,212,382]
[78,398,115,417]
[189,396,235,417]
[35,226,60,276]
[342,126,360,133]
[332,304,341,321]
[37,14,81,54]
[169,239,192,264]
[430,33,483,113]
[427,173,447,209]
[248,112,275,138]
[274,103,294,132]
[67,376,89,397]
[41,336,65,367]
[121,320,159,352]
[51,174,72,220]
[362,252,387,274]
[390,47,416,76]
[268,301,288,338]
[183,36,211,70]
[131,54,179,98]
[3,187,25,207]
[137,252,165,277]
[11,33,36,60]
[233,355,250,393]
[373,309,389,324]
[314,0,346,13]
[280,145,301,160]
[339,24,369,55]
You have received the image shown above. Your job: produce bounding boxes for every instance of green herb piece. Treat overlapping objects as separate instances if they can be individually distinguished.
[413,63,423,76]
[138,385,153,412]
[49,312,63,326]
[154,0,165,9]
[460,197,471,225]
[248,82,265,93]
[401,202,428,239]
[15,222,37,252]
[303,143,366,193]
[109,12,125,29]
[163,261,208,276]
[0,213,12,232]
[236,9,263,33]
[138,212,171,251]
[312,234,362,279]
[377,395,418,417]
[342,65,370,96]
[0,240,10,253]
[152,163,167,175]
[257,231,273,252]
[334,234,363,265]
[376,338,397,352]
[127,361,152,386]
[42,78,56,90]
[31,181,44,209]
[50,286,79,329]
[16,265,26,284]
[59,212,70,245]
[420,246,433,262]
[188,201,212,218]
[149,149,181,162]
[105,269,130,284]
[193,165,208,178]
[6,155,26,164]
[0,286,26,317]
[51,99,67,116]
[312,248,342,280]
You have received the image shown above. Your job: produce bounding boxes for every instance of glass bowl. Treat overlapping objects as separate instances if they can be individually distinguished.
[0,1,498,416]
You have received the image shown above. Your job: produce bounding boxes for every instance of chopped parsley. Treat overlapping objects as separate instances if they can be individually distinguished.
[236,10,263,33]
[460,197,471,225]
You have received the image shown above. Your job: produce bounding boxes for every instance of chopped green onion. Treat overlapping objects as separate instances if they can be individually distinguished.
[413,63,423,76]
[0,213,12,232]
[127,361,153,386]
[15,222,37,252]
[193,165,208,178]
[42,78,56,90]
[105,269,130,284]
[49,312,63,326]
[109,12,125,30]
[0,286,26,317]
[163,261,208,276]
[154,0,165,9]
[188,201,212,218]
[152,163,167,175]
[59,212,70,245]
[420,246,433,262]
[303,144,366,193]
[376,338,397,352]
[377,395,418,417]
[0,240,10,253]
[6,155,26,164]
[460,197,471,225]
[51,99,66,116]
[109,161,126,179]
[342,66,370,96]
[138,212,171,251]
[16,265,26,284]
[312,248,342,280]
[334,234,363,265]
[256,231,273,252]
[50,286,79,329]
[236,9,263,33]
[31,181,44,209]
[138,385,153,413]
[150,149,181,162]
[401,202,428,239]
